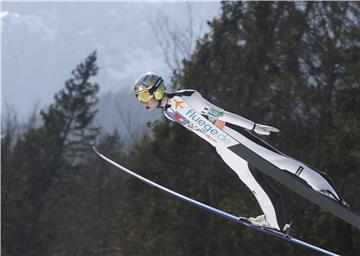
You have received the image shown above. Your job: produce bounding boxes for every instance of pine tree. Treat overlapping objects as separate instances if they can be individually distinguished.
[41,51,100,165]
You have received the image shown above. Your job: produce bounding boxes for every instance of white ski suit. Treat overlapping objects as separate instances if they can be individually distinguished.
[163,89,343,231]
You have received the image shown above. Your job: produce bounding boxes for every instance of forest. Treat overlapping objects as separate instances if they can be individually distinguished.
[2,2,360,256]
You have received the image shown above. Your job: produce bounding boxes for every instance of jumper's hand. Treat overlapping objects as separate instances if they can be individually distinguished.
[253,124,279,136]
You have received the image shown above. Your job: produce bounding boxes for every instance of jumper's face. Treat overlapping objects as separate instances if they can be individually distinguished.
[141,97,158,110]
[135,88,159,110]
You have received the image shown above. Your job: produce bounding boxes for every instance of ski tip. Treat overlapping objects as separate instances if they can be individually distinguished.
[92,145,100,155]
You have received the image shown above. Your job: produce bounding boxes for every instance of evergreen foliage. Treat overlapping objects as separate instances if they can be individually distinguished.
[40,51,100,165]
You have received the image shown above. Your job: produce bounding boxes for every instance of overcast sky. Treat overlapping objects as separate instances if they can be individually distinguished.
[1,1,220,121]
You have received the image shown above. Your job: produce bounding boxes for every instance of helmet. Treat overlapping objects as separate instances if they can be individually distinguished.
[134,72,167,102]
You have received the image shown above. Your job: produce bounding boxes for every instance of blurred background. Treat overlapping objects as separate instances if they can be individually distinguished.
[2,1,360,256]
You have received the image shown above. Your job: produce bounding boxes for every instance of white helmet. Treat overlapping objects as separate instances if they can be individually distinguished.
[134,72,167,102]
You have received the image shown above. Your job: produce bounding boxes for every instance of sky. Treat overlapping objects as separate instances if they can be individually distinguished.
[1,1,220,122]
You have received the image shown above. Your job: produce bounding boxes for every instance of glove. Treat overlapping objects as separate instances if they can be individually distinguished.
[253,124,279,136]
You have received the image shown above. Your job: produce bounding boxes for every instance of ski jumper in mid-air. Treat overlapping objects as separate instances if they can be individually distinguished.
[133,72,348,232]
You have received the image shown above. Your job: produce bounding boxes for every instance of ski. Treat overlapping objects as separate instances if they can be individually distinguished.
[93,146,339,256]
[170,96,360,230]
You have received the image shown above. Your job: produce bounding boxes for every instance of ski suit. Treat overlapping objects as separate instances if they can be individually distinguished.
[163,89,343,231]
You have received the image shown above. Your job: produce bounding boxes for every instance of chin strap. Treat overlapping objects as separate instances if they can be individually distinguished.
[158,94,168,109]
[156,101,162,108]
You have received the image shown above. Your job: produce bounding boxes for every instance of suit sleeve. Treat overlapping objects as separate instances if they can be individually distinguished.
[187,91,255,130]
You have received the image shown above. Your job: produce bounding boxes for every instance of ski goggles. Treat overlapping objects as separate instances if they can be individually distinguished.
[136,89,154,103]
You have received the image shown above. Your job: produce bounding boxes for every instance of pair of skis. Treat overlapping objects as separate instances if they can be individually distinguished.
[93,147,340,256]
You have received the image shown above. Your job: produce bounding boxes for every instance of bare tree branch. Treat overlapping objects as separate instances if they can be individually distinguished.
[148,2,203,73]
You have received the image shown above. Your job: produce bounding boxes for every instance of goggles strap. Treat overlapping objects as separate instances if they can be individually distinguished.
[148,77,163,94]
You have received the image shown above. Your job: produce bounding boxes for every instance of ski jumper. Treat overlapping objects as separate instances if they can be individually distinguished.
[163,89,342,231]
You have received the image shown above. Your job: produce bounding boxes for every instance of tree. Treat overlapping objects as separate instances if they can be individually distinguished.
[2,51,102,256]
[149,2,200,73]
[41,51,100,165]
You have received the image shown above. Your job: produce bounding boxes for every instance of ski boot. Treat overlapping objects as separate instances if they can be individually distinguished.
[249,215,292,235]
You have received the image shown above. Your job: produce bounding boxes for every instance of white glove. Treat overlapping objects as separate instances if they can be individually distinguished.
[253,124,279,135]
